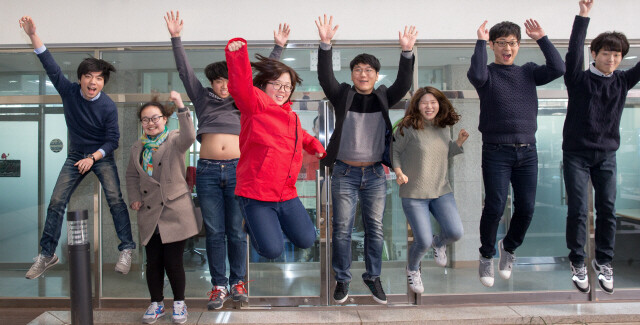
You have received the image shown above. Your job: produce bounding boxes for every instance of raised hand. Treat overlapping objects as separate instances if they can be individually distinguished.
[227,40,246,52]
[164,10,183,38]
[315,14,339,44]
[477,20,489,41]
[19,16,36,35]
[399,25,418,51]
[169,90,184,108]
[524,19,545,40]
[579,0,594,17]
[456,129,469,147]
[274,23,291,47]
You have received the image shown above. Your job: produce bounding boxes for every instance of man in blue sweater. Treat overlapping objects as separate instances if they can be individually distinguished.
[20,16,136,279]
[467,19,565,287]
[564,0,640,295]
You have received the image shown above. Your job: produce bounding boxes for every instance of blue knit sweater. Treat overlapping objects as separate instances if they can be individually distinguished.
[563,16,640,151]
[37,50,119,156]
[467,37,565,144]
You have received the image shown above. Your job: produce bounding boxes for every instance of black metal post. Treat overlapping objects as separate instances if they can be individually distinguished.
[67,210,93,325]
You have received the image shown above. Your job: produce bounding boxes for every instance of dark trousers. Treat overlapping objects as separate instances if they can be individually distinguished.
[145,233,186,302]
[479,143,538,258]
[563,150,617,265]
[238,196,316,259]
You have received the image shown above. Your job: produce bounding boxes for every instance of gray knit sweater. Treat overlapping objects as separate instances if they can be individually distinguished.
[392,124,463,199]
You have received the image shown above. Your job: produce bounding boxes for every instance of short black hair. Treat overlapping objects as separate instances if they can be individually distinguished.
[205,61,228,83]
[77,58,116,84]
[489,21,521,42]
[591,31,630,57]
[349,53,381,72]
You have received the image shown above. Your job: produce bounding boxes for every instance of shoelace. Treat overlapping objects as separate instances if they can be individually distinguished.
[233,280,253,295]
[118,250,131,266]
[207,288,226,301]
[408,270,422,287]
[599,264,613,279]
[173,303,185,315]
[145,303,161,315]
[572,265,587,279]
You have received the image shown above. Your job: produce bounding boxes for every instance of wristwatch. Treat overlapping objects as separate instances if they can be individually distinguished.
[86,154,95,163]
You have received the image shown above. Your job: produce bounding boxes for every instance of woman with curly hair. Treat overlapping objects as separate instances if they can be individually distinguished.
[225,38,326,260]
[392,86,469,294]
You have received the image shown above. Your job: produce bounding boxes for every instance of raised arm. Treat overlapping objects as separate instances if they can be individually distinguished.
[20,16,73,93]
[315,15,342,105]
[269,23,290,60]
[467,20,490,88]
[525,19,565,84]
[449,128,468,158]
[386,26,418,106]
[565,1,593,86]
[165,11,208,109]
[170,91,196,152]
[225,38,260,114]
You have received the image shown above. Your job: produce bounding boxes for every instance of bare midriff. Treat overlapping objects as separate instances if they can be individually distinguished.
[341,160,376,167]
[199,133,240,160]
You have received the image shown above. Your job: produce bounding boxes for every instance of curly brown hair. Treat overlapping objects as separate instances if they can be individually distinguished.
[397,87,460,136]
[137,95,176,120]
[251,54,302,102]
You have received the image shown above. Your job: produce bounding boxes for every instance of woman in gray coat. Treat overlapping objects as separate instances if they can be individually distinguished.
[126,91,198,324]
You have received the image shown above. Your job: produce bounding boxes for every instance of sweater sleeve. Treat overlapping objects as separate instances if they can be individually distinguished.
[302,130,326,156]
[448,141,464,158]
[622,61,640,90]
[467,40,489,89]
[531,36,566,85]
[171,37,208,118]
[392,128,408,170]
[386,53,415,107]
[225,38,261,115]
[173,110,196,153]
[269,45,284,60]
[564,16,589,88]
[37,49,73,95]
[317,44,344,109]
[100,107,120,156]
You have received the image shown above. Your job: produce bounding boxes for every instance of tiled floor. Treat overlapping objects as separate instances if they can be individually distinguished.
[26,302,640,324]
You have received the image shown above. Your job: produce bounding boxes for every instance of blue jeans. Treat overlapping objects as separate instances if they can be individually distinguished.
[563,150,617,265]
[238,196,316,259]
[196,158,246,287]
[40,151,135,257]
[331,160,387,282]
[402,193,464,271]
[479,143,538,258]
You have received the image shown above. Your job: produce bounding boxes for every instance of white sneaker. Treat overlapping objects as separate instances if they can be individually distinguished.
[432,237,447,267]
[172,300,188,324]
[25,254,59,279]
[406,266,424,294]
[592,260,614,294]
[142,302,165,324]
[115,248,132,274]
[570,262,590,294]
[479,255,494,287]
[498,239,516,280]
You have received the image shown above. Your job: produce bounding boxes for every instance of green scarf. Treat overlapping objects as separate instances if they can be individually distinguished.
[141,126,169,176]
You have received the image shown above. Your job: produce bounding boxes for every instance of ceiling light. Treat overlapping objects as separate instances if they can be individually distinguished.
[624,56,638,60]
[283,58,296,61]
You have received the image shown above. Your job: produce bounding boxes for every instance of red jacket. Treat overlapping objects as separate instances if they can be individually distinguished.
[225,38,326,202]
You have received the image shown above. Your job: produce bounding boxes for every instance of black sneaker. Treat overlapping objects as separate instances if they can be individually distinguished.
[333,281,349,303]
[570,262,590,294]
[363,277,387,304]
[592,260,614,294]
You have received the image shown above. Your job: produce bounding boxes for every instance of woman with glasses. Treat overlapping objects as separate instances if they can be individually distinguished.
[126,91,198,324]
[224,38,326,259]
[392,86,468,294]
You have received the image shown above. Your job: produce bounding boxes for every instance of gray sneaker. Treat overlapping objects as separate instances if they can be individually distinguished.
[432,236,447,267]
[115,249,132,274]
[479,255,494,287]
[571,262,590,294]
[592,260,614,294]
[26,253,59,279]
[207,286,228,310]
[498,239,516,279]
[230,281,249,302]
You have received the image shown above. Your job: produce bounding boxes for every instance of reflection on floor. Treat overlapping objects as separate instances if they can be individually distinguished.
[3,256,639,301]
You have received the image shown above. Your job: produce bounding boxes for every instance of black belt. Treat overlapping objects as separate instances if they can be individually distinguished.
[500,143,531,147]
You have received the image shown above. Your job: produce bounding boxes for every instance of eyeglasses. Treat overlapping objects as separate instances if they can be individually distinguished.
[352,68,376,75]
[267,81,293,93]
[493,40,519,48]
[141,115,163,125]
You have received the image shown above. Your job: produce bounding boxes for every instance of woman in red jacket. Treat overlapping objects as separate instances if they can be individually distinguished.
[226,38,326,259]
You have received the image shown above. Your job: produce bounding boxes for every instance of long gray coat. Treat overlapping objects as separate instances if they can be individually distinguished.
[126,110,200,246]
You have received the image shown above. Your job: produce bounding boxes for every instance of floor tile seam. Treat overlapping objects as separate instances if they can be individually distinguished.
[507,305,524,317]
[48,310,67,324]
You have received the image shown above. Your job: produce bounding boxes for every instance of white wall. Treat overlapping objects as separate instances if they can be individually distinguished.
[1,0,638,47]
